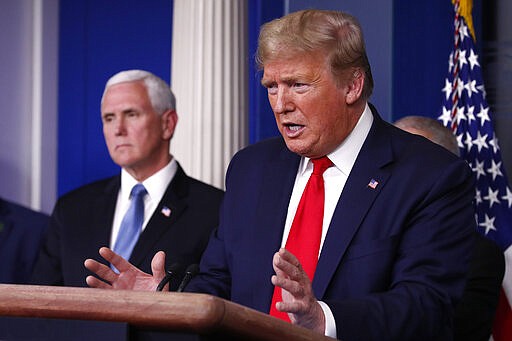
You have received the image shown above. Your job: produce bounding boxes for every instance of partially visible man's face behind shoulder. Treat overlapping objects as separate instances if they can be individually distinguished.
[101,81,170,177]
[262,52,360,159]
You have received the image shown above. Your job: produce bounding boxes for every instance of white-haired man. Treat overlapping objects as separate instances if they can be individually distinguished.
[32,70,223,290]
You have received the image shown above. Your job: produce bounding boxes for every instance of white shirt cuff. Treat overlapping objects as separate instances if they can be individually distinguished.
[318,301,337,338]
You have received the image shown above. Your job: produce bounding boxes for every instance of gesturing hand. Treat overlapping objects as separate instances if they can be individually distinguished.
[271,248,326,334]
[84,247,166,291]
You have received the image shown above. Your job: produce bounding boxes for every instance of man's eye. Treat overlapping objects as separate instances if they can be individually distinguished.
[293,83,309,93]
[266,84,278,95]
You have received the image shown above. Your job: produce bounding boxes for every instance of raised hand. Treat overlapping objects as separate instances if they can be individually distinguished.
[84,247,166,291]
[271,248,326,334]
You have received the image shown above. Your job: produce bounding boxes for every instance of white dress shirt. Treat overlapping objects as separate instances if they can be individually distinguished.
[109,158,178,249]
[281,103,373,337]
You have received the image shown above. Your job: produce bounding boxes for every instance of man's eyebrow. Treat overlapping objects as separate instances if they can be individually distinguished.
[101,107,138,117]
[121,108,137,114]
[261,78,274,87]
[261,76,297,87]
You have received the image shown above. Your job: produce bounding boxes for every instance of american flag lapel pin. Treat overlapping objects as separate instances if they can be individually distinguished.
[161,206,171,217]
[367,178,379,189]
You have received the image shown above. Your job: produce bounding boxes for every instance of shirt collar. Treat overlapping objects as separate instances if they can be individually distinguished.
[120,157,178,201]
[299,103,373,177]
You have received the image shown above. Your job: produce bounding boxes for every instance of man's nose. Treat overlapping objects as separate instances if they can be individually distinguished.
[114,117,126,135]
[274,87,290,114]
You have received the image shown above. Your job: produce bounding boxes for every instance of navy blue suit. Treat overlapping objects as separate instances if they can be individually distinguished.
[186,108,476,340]
[0,198,49,284]
[32,164,223,290]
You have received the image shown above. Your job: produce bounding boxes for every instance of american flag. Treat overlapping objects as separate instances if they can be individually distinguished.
[161,206,172,217]
[367,179,379,190]
[439,1,512,339]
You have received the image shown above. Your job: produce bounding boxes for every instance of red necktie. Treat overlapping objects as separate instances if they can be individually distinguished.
[269,156,334,321]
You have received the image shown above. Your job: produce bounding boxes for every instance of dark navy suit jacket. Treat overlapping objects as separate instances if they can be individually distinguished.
[186,108,476,340]
[0,198,49,284]
[31,164,223,290]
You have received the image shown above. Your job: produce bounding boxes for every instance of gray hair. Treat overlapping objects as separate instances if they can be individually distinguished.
[256,9,374,100]
[394,116,460,156]
[101,70,176,114]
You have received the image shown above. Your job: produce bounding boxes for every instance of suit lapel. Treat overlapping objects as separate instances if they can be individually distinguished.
[129,165,188,267]
[88,177,119,266]
[313,109,395,298]
[251,145,300,313]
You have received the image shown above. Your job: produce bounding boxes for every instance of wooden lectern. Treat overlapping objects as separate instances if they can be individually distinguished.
[0,284,335,340]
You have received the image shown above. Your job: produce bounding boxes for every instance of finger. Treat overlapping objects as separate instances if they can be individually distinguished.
[84,258,118,284]
[86,275,112,289]
[151,251,167,281]
[276,300,305,318]
[99,247,134,273]
[275,283,314,316]
[97,246,115,262]
[274,250,304,281]
[271,277,299,305]
[273,274,303,296]
[272,251,287,276]
[278,248,301,268]
[84,258,106,273]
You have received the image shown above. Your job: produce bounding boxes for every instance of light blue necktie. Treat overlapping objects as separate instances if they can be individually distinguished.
[113,184,147,264]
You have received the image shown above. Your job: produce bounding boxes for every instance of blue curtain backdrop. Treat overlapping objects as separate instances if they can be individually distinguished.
[248,0,284,144]
[392,0,482,121]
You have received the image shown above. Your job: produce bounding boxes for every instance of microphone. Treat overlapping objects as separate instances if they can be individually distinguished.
[156,262,183,292]
[176,264,199,292]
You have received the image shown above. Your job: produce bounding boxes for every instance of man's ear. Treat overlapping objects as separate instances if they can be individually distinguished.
[346,69,365,105]
[161,109,178,140]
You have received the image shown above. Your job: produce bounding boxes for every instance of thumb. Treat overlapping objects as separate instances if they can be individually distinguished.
[151,251,167,281]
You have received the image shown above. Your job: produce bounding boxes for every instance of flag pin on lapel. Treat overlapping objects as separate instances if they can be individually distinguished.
[367,178,379,189]
[161,206,171,217]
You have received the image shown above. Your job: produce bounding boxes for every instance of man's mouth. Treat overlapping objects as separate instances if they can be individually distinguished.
[115,143,131,150]
[283,124,305,137]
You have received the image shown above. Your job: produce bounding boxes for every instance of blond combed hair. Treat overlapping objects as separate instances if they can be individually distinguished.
[256,9,374,100]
